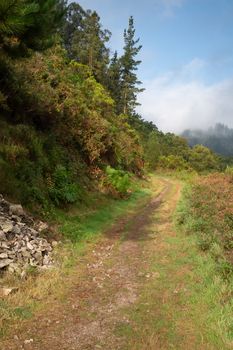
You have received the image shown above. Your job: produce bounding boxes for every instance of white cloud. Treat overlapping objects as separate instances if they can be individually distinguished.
[138,59,233,133]
[154,0,185,17]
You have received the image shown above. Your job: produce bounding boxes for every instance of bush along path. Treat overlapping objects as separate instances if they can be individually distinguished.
[1,176,232,349]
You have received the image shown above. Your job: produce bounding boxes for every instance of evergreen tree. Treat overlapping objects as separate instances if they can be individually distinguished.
[61,2,86,57]
[0,0,66,56]
[107,51,122,114]
[64,6,111,84]
[120,16,144,115]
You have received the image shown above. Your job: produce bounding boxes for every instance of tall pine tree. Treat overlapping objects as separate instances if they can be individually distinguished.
[120,16,144,115]
[0,0,66,56]
[107,51,122,114]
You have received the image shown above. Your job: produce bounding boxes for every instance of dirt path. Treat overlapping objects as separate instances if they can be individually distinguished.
[2,177,221,350]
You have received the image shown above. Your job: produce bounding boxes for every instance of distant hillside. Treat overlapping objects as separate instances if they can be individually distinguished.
[181,123,233,156]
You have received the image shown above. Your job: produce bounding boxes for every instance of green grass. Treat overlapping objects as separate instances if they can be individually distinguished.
[175,188,233,348]
[117,236,233,349]
[112,182,233,350]
[54,186,152,243]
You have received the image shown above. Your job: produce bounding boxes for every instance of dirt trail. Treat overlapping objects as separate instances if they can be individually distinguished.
[2,177,203,350]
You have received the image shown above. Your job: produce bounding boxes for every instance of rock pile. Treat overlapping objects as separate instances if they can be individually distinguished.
[0,194,53,274]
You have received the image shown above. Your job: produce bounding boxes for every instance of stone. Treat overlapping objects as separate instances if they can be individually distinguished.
[36,221,49,232]
[0,242,9,249]
[21,250,31,259]
[0,231,6,241]
[26,242,33,250]
[51,240,58,248]
[9,204,24,217]
[0,258,13,268]
[0,287,18,297]
[34,251,42,261]
[8,253,16,259]
[12,225,21,235]
[11,215,21,222]
[0,252,8,259]
[43,255,51,265]
[29,258,36,266]
[29,228,38,237]
[8,263,21,274]
[0,194,53,274]
[0,221,13,233]
[20,270,27,279]
[38,245,47,252]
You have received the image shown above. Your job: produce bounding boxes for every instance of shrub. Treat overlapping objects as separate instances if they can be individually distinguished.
[188,145,219,172]
[158,155,190,171]
[48,165,80,206]
[105,166,131,195]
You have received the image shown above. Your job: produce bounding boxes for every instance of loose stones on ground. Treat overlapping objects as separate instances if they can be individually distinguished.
[0,194,55,276]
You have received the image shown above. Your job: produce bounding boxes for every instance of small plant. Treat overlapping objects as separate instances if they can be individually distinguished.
[105,166,131,196]
[48,165,80,205]
[225,166,233,181]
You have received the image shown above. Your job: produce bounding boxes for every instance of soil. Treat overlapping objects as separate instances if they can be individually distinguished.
[2,178,190,350]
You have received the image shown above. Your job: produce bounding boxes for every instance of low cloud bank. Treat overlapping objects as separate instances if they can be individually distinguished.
[139,59,233,133]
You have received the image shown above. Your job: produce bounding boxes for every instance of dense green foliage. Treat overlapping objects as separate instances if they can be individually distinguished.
[143,129,221,173]
[105,166,131,196]
[0,0,65,55]
[0,1,146,210]
[62,4,111,85]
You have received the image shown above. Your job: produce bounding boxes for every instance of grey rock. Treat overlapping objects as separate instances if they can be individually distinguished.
[21,250,31,259]
[12,225,21,235]
[11,215,21,222]
[0,231,6,241]
[0,220,13,233]
[36,221,49,232]
[0,194,53,273]
[29,228,38,237]
[52,240,58,248]
[0,252,8,259]
[26,242,33,250]
[9,204,24,217]
[0,259,13,268]
[34,251,42,261]
[8,263,21,274]
[0,242,9,249]
[43,255,51,265]
[0,287,18,297]
[20,270,27,279]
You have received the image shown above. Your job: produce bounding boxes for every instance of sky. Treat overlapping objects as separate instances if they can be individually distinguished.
[77,0,233,133]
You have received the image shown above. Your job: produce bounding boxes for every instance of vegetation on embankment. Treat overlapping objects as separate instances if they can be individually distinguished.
[177,172,233,276]
[176,172,233,347]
